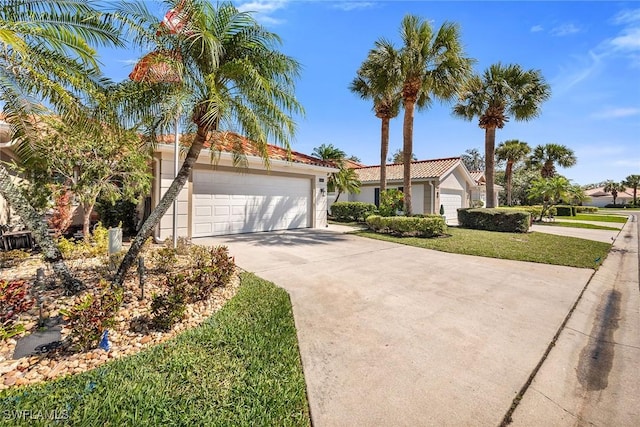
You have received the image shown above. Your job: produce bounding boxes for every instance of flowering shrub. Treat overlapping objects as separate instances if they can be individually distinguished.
[48,189,73,238]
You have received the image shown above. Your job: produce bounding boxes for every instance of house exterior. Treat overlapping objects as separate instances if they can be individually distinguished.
[584,187,636,207]
[152,132,337,240]
[331,157,495,224]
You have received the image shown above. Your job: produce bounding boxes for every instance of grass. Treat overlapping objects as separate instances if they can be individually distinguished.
[537,221,621,231]
[0,273,310,427]
[556,214,628,223]
[356,228,610,269]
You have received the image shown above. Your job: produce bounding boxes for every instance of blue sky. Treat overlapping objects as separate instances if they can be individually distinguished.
[100,1,640,185]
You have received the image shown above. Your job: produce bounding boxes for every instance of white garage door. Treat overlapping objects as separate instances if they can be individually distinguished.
[440,191,463,224]
[192,170,311,237]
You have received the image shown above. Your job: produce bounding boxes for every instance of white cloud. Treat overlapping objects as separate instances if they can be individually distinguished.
[614,158,640,168]
[530,25,544,33]
[550,23,581,36]
[331,1,376,11]
[117,59,139,65]
[612,9,640,25]
[610,27,640,51]
[577,145,625,158]
[236,0,288,25]
[591,107,640,119]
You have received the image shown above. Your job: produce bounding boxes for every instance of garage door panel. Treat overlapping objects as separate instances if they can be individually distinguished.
[440,191,463,225]
[192,170,310,237]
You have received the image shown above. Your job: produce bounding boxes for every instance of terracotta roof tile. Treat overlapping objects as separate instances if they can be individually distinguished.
[355,157,462,182]
[157,131,333,168]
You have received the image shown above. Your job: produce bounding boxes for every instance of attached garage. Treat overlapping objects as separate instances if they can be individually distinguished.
[152,132,336,241]
[192,169,311,237]
[439,190,464,224]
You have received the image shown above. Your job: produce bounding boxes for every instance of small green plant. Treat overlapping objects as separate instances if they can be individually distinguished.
[60,282,123,351]
[0,279,35,341]
[56,222,110,259]
[187,246,235,302]
[151,274,188,331]
[164,236,192,256]
[379,189,404,217]
[152,247,178,273]
[0,249,30,269]
[331,201,377,222]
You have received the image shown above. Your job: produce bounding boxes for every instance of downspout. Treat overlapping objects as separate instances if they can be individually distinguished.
[152,156,161,243]
[429,181,435,214]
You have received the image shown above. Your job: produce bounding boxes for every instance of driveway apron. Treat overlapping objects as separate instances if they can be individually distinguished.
[195,229,594,426]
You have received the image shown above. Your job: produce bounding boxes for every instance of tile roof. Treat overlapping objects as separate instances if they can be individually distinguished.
[585,187,635,198]
[355,157,462,183]
[469,171,485,184]
[157,131,334,168]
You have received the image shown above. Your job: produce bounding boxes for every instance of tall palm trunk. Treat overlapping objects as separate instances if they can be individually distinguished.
[484,127,496,208]
[402,99,415,215]
[380,116,390,194]
[113,125,208,287]
[505,159,514,206]
[0,165,82,292]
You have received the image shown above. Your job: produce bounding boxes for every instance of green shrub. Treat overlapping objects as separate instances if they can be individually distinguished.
[458,208,531,233]
[151,274,188,331]
[96,199,138,237]
[378,189,404,217]
[555,205,576,216]
[60,282,123,351]
[499,205,543,219]
[187,245,236,302]
[576,206,598,213]
[0,279,35,341]
[331,201,377,222]
[366,215,447,237]
[152,247,178,273]
[56,222,110,259]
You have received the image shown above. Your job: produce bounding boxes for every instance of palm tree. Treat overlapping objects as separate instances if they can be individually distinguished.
[398,15,473,215]
[623,174,640,206]
[529,143,577,178]
[312,143,346,165]
[495,139,531,206]
[528,176,570,221]
[0,0,122,290]
[330,168,361,204]
[567,183,590,206]
[350,40,401,193]
[453,63,551,208]
[603,180,626,206]
[112,1,302,286]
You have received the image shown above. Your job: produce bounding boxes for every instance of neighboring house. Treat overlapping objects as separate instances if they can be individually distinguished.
[468,170,490,207]
[584,187,635,207]
[152,132,337,240]
[331,157,497,224]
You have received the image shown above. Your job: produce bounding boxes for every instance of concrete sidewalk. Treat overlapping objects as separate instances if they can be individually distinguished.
[530,223,621,243]
[510,215,640,425]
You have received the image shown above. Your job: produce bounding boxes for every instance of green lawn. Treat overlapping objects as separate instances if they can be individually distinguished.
[0,273,310,427]
[356,228,610,269]
[556,214,628,223]
[537,221,621,231]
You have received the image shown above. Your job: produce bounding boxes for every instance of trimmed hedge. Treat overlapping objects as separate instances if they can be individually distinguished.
[499,205,543,219]
[331,202,377,222]
[576,206,599,213]
[366,215,447,237]
[458,208,531,233]
[555,205,577,216]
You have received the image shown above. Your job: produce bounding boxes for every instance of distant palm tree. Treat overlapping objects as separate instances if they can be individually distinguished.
[461,148,484,171]
[350,40,402,194]
[312,143,346,165]
[398,14,473,214]
[603,180,626,206]
[568,183,590,206]
[623,174,640,206]
[113,0,303,286]
[495,140,531,206]
[0,0,122,290]
[454,63,551,208]
[529,143,577,178]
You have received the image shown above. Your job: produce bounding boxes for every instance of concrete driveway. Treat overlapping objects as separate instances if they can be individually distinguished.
[195,229,594,426]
